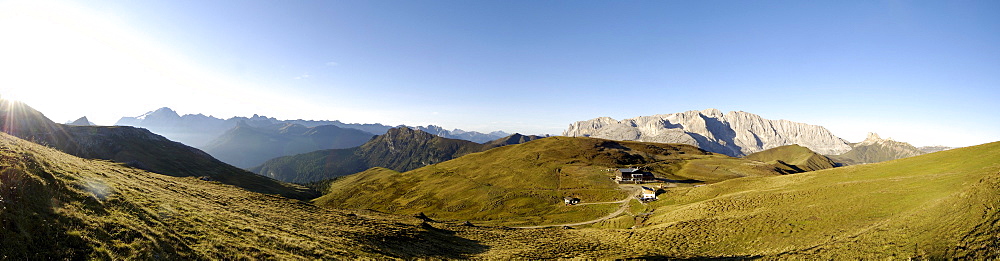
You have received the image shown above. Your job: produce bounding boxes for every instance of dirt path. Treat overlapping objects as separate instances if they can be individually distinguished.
[514,185,643,229]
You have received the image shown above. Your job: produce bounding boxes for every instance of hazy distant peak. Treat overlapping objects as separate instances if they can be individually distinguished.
[918,145,955,153]
[67,116,95,126]
[135,107,179,120]
[489,130,510,137]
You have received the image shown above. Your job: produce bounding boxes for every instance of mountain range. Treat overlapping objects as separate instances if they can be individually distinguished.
[250,127,544,184]
[563,108,853,157]
[202,121,375,169]
[115,107,512,147]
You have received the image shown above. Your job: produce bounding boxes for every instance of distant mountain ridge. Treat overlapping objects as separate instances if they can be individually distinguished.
[250,127,543,184]
[115,107,512,146]
[918,145,954,153]
[202,121,375,169]
[563,109,852,157]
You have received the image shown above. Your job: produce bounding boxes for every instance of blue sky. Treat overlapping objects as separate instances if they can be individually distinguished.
[1,0,997,146]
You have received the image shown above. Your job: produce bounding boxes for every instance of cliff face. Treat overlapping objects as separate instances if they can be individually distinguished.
[563,109,852,156]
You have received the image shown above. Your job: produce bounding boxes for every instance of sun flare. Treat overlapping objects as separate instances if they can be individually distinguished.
[0,0,307,125]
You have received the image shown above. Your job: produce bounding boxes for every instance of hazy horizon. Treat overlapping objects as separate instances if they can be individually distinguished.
[2,0,998,147]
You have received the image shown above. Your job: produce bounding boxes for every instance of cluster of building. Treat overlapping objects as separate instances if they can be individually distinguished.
[564,167,665,206]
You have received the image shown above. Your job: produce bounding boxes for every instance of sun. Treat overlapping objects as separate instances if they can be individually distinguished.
[0,0,357,126]
[0,0,255,125]
[0,0,164,122]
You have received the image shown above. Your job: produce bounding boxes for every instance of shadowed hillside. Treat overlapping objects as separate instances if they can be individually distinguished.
[745,144,838,173]
[250,128,544,183]
[0,100,315,200]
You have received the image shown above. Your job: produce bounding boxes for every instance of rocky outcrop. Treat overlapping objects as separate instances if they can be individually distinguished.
[563,109,852,157]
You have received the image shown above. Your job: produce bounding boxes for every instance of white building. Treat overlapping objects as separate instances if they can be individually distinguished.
[640,186,657,200]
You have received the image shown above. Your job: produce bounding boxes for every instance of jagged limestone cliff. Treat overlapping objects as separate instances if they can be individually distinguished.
[563,109,851,156]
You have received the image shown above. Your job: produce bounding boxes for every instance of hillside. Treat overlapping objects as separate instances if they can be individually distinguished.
[202,122,374,168]
[745,144,839,173]
[315,136,786,226]
[0,132,509,259]
[319,138,1000,258]
[583,140,1000,259]
[563,109,852,156]
[250,128,543,183]
[0,100,315,200]
[830,132,925,165]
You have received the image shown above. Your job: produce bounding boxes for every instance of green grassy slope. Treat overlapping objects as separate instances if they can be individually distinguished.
[0,132,493,259]
[597,140,1000,259]
[316,137,785,226]
[250,127,542,183]
[745,144,838,173]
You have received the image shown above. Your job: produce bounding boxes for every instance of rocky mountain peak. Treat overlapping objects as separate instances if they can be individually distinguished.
[860,132,896,146]
[701,108,723,117]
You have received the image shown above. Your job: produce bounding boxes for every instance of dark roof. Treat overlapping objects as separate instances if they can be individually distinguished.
[618,168,639,173]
